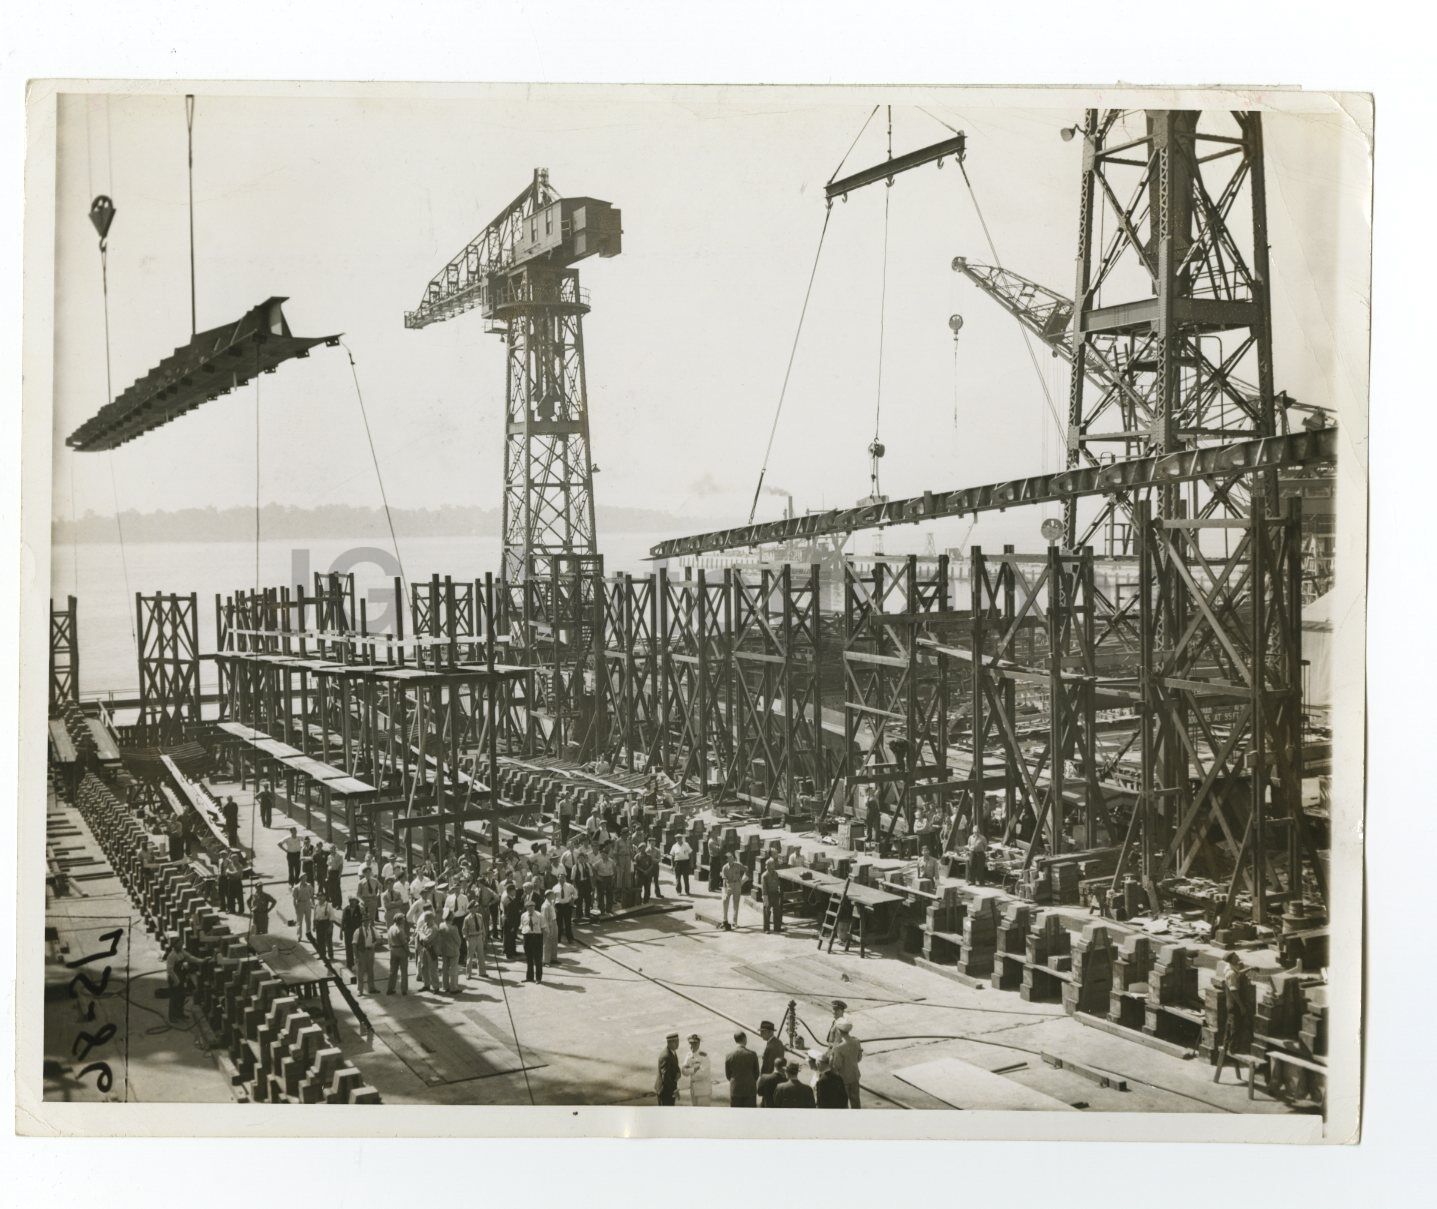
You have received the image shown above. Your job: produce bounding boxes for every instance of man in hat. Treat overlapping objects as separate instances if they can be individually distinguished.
[773,1060,815,1108]
[655,1031,681,1106]
[256,781,275,829]
[761,857,785,933]
[826,1000,850,1044]
[680,1033,713,1106]
[758,1020,786,1075]
[827,1018,864,1107]
[724,1030,760,1107]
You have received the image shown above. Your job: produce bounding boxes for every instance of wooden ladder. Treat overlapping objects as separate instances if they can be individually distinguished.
[818,876,853,954]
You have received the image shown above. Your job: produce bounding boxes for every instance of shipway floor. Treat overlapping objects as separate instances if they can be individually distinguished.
[45,775,1301,1113]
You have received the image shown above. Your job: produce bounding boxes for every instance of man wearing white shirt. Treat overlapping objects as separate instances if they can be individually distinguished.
[521,900,547,983]
[553,871,579,941]
[669,837,693,895]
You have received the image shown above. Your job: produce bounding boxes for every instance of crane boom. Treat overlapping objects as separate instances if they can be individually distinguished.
[405,169,621,330]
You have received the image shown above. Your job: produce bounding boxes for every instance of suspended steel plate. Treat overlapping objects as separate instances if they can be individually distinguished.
[67,298,339,452]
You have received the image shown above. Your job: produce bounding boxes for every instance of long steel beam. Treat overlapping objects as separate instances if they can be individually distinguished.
[825,134,966,202]
[649,428,1335,559]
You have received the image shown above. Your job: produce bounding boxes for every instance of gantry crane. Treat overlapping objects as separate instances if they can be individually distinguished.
[406,169,622,592]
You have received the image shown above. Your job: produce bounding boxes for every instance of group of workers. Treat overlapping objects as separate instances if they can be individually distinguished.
[655,1001,864,1108]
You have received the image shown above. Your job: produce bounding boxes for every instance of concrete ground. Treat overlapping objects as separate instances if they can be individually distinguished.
[43,774,1297,1114]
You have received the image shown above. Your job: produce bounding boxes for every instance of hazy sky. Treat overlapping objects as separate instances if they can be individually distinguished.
[49,85,1371,553]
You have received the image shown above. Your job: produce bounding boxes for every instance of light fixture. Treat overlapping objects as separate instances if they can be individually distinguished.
[1060,125,1079,142]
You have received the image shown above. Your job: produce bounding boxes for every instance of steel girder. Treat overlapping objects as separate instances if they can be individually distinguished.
[648,428,1334,559]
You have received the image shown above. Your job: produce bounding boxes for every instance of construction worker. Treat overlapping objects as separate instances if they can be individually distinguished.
[634,844,657,903]
[721,851,747,930]
[290,875,315,940]
[521,898,546,983]
[434,912,462,993]
[278,827,303,885]
[313,892,337,961]
[247,884,277,936]
[761,857,785,933]
[966,828,989,886]
[462,899,489,980]
[256,781,275,829]
[669,834,694,896]
[353,913,379,994]
[358,863,383,928]
[655,1032,681,1105]
[1213,951,1254,1083]
[385,915,410,995]
[221,796,240,848]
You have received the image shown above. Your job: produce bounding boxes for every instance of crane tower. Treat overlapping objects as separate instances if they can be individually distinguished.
[406,169,622,595]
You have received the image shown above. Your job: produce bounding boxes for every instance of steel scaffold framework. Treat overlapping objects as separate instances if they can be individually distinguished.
[49,595,80,713]
[841,556,956,847]
[214,571,524,867]
[135,591,202,743]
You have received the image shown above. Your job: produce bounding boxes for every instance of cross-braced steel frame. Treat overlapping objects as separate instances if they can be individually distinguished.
[135,591,202,742]
[841,556,956,848]
[49,595,79,713]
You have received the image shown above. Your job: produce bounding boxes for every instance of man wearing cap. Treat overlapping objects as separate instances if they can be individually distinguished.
[773,1060,815,1108]
[680,1033,713,1106]
[826,1000,850,1044]
[758,1020,785,1075]
[827,1019,864,1108]
[655,1032,681,1106]
[724,1030,760,1107]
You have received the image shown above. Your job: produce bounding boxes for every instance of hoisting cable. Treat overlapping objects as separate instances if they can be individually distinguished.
[746,209,831,526]
[744,106,880,525]
[89,98,136,653]
[254,340,262,595]
[340,342,411,612]
[958,158,1067,443]
[185,94,197,337]
[869,107,894,502]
